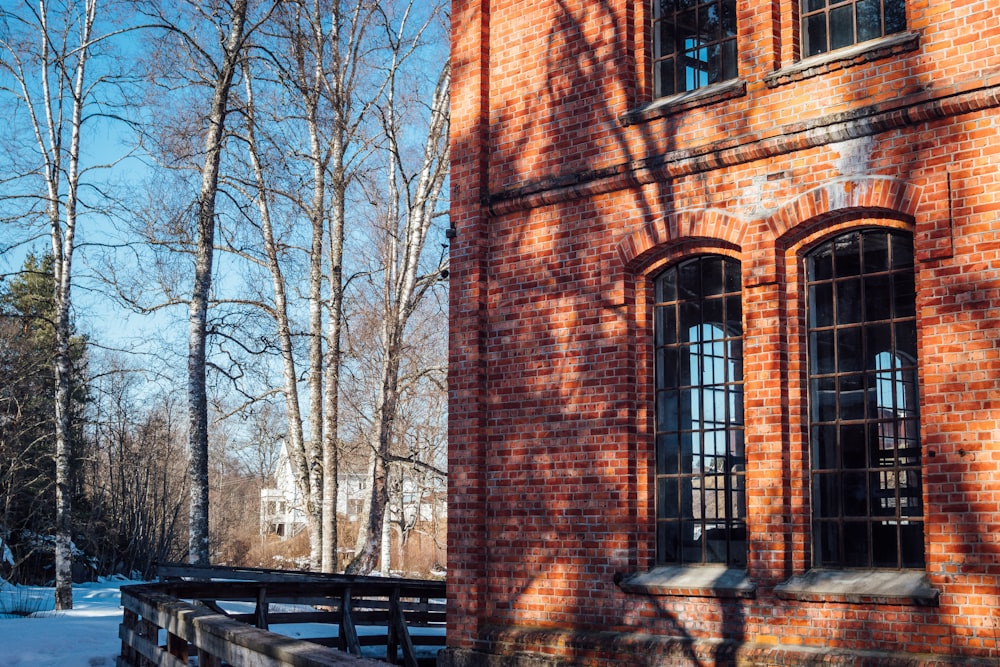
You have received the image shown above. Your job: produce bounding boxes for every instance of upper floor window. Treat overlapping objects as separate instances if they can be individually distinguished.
[654,256,745,566]
[653,0,737,98]
[806,229,923,569]
[802,0,906,58]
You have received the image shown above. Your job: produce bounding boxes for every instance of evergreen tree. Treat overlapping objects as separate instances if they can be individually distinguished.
[0,254,88,585]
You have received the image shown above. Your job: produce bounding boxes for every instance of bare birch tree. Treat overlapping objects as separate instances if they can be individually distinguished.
[138,0,279,565]
[236,0,390,570]
[0,0,114,608]
[346,10,450,573]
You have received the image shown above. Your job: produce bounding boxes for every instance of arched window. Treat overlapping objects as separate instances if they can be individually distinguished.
[806,229,923,569]
[654,255,745,566]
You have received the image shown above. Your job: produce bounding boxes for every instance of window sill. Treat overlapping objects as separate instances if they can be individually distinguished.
[774,569,939,606]
[620,79,747,127]
[616,564,755,598]
[765,32,920,88]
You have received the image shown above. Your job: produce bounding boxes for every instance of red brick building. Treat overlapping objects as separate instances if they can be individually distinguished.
[444,1,1000,664]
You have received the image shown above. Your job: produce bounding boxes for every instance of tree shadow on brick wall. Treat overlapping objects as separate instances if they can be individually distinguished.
[469,0,746,664]
[451,0,1000,662]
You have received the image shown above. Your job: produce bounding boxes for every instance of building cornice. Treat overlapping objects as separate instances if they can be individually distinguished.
[483,74,1000,217]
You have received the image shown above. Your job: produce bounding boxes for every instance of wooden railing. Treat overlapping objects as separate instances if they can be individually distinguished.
[117,565,445,667]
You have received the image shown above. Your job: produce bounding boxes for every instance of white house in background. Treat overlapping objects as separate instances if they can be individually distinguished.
[260,440,447,540]
[259,441,306,539]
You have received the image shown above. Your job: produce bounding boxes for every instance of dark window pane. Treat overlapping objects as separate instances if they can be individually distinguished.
[657,522,680,563]
[810,283,835,328]
[893,272,916,317]
[899,522,925,567]
[680,388,697,429]
[843,472,868,516]
[810,330,836,375]
[836,279,862,324]
[864,274,891,321]
[679,261,701,299]
[726,295,742,333]
[702,257,725,295]
[843,522,869,566]
[812,377,838,422]
[837,327,863,373]
[829,4,855,50]
[806,0,827,11]
[658,390,679,429]
[702,4,721,41]
[703,298,724,329]
[815,521,839,565]
[658,22,675,55]
[805,13,828,56]
[840,376,866,420]
[656,60,675,97]
[812,424,838,469]
[891,232,914,268]
[841,423,867,468]
[855,0,882,42]
[864,323,893,369]
[872,521,900,567]
[813,473,840,518]
[657,305,677,345]
[721,1,737,37]
[721,39,737,80]
[896,320,917,360]
[835,233,862,276]
[657,434,680,474]
[657,268,677,302]
[681,520,704,561]
[658,347,679,388]
[862,230,889,273]
[680,302,700,341]
[885,0,906,34]
[658,477,679,518]
[809,244,834,281]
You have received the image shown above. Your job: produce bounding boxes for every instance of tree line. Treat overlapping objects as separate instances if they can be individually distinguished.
[0,0,449,609]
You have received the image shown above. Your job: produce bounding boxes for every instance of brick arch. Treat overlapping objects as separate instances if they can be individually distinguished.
[765,176,921,241]
[616,208,747,269]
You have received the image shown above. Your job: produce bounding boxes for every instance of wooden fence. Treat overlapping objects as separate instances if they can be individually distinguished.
[117,565,446,667]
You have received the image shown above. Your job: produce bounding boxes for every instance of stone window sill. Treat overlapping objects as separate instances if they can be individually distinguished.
[774,569,939,606]
[620,79,747,127]
[616,564,755,598]
[765,32,920,88]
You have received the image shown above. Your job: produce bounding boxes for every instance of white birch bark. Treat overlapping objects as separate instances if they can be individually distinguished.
[0,0,101,609]
[186,0,250,566]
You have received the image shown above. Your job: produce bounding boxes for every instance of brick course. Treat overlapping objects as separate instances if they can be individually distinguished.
[446,0,1000,664]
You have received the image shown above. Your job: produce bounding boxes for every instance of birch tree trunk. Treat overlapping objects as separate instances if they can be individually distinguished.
[0,0,103,609]
[186,0,250,566]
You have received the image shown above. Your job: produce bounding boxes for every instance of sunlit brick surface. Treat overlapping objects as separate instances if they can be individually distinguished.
[447,1,1000,664]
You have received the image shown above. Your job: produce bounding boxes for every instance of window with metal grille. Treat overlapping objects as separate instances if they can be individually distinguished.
[652,0,738,98]
[806,229,924,569]
[654,256,746,566]
[801,0,906,58]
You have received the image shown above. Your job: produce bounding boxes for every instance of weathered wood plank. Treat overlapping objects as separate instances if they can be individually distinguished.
[339,586,361,656]
[120,585,387,667]
[118,625,188,667]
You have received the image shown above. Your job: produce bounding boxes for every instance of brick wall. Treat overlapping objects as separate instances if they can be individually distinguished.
[446,0,1000,664]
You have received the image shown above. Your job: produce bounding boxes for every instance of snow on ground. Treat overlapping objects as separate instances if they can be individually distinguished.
[0,577,445,665]
[0,577,132,667]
